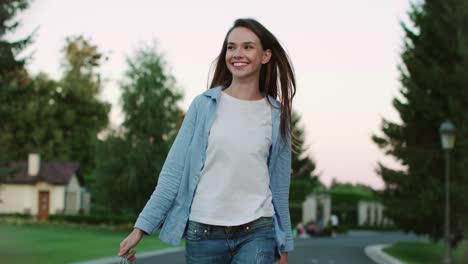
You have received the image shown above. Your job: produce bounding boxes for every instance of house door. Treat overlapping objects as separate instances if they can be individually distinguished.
[38,191,50,220]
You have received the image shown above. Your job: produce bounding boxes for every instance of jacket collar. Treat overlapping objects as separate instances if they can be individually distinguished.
[202,85,224,101]
[202,85,281,108]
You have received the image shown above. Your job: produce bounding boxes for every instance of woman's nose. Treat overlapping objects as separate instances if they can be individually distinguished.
[232,48,243,58]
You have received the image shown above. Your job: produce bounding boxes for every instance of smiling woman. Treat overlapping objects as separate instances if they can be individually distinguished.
[118,18,296,264]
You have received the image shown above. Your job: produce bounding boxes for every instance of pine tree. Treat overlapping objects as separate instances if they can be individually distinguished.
[373,0,468,246]
[0,0,32,163]
[0,0,30,78]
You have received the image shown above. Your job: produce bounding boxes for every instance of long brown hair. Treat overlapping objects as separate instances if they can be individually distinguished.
[209,18,296,144]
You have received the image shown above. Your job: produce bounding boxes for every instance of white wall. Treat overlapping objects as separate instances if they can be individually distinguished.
[67,174,81,191]
[64,174,80,214]
[64,174,91,214]
[0,182,65,215]
[0,184,31,213]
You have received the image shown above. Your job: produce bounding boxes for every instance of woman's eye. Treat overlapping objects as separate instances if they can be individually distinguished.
[227,46,234,50]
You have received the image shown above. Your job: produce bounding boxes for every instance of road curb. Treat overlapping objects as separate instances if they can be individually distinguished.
[72,247,184,264]
[364,244,403,264]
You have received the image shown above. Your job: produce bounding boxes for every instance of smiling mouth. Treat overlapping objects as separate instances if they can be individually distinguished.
[231,62,249,70]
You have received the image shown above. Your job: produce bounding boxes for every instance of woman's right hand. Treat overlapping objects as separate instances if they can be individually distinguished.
[118,228,144,261]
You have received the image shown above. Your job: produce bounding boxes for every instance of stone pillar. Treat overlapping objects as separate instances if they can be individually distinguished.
[302,194,317,224]
[369,202,376,226]
[376,203,383,226]
[357,201,367,226]
[321,195,331,227]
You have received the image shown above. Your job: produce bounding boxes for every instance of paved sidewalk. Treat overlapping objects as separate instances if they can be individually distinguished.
[365,244,403,264]
[72,247,184,264]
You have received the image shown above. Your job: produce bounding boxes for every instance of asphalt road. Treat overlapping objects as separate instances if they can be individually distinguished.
[132,230,426,264]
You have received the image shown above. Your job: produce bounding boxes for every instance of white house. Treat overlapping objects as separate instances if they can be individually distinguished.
[0,154,90,219]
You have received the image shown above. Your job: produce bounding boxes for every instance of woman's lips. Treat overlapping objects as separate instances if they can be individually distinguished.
[232,62,248,70]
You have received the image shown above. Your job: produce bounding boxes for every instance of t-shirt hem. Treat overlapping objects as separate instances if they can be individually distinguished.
[189,211,275,226]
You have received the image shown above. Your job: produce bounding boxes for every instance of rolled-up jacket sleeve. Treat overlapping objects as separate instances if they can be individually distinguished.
[275,136,294,252]
[134,96,200,235]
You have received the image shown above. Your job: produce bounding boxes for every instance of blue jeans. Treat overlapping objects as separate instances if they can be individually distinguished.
[185,217,279,263]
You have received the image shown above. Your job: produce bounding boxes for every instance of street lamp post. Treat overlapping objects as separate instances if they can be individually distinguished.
[439,120,456,264]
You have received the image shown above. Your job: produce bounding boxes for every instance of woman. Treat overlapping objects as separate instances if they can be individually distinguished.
[118,18,296,264]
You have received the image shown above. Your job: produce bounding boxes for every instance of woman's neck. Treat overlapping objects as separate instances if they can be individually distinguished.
[225,78,263,101]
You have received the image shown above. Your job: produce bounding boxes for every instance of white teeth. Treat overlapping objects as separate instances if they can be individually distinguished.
[233,62,247,66]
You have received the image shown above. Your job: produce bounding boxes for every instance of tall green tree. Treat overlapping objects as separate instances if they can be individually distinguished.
[94,44,183,214]
[373,0,468,246]
[0,0,32,164]
[57,36,110,180]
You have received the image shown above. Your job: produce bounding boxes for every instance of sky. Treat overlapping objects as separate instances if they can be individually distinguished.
[11,0,413,189]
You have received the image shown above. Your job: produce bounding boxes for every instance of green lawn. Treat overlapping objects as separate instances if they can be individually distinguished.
[384,240,468,264]
[0,223,181,264]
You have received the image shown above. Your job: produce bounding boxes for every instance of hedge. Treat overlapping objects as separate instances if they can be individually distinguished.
[48,214,137,225]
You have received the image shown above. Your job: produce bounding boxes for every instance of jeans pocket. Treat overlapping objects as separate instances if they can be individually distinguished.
[185,221,207,241]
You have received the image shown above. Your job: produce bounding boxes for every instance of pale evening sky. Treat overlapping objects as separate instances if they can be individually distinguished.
[11,0,412,189]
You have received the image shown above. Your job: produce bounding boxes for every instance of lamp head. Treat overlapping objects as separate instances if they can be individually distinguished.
[439,120,456,150]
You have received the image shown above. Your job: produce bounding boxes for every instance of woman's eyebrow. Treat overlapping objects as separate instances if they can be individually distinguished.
[227,41,257,46]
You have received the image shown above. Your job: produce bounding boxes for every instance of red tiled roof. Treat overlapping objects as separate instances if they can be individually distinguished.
[1,161,84,186]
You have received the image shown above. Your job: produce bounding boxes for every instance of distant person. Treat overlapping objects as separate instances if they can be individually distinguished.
[306,220,318,236]
[330,214,339,237]
[117,18,296,264]
[297,222,309,238]
[316,217,324,234]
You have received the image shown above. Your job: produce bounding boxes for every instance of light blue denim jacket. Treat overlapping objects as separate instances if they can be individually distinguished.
[134,85,294,253]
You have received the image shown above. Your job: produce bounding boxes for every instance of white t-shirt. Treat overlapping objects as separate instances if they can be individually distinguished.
[189,91,275,226]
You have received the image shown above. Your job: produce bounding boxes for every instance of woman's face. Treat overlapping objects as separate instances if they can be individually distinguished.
[225,27,271,80]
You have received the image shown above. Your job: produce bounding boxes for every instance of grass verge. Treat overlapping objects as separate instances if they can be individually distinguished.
[0,222,180,264]
[383,240,467,264]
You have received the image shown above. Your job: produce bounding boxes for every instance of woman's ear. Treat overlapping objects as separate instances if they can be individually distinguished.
[262,49,272,64]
